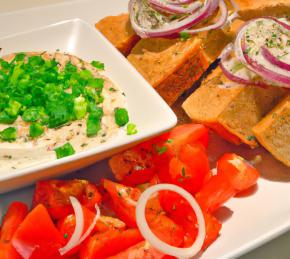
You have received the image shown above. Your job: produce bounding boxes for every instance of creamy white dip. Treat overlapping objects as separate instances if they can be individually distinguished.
[0,52,126,172]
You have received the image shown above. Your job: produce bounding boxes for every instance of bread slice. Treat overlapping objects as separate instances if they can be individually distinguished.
[253,96,290,167]
[182,66,287,147]
[95,14,140,56]
[128,27,234,105]
[236,0,290,20]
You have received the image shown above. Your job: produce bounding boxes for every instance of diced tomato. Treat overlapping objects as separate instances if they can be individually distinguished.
[102,179,141,227]
[109,148,154,184]
[146,213,185,247]
[195,174,236,213]
[217,153,260,192]
[121,168,156,186]
[80,228,144,259]
[107,241,174,259]
[95,216,126,233]
[12,204,65,259]
[166,144,209,194]
[81,183,102,211]
[0,202,28,259]
[57,206,96,255]
[202,213,222,250]
[166,124,209,154]
[33,179,101,220]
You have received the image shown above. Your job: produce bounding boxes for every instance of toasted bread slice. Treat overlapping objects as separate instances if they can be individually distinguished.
[182,66,287,147]
[236,0,290,20]
[253,96,290,167]
[95,14,140,56]
[128,27,233,105]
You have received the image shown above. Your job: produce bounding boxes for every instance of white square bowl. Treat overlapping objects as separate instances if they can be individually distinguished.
[0,18,177,193]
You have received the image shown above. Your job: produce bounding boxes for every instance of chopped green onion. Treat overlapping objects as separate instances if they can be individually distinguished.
[114,108,129,127]
[126,123,138,135]
[5,100,21,117]
[54,142,75,159]
[86,107,103,137]
[91,60,105,70]
[0,127,17,142]
[22,107,41,122]
[0,111,17,124]
[73,96,87,120]
[29,123,44,138]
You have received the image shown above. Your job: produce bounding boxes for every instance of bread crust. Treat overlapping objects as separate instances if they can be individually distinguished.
[253,96,290,167]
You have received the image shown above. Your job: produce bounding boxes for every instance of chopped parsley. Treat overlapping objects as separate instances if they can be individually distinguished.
[91,60,105,70]
[179,32,191,41]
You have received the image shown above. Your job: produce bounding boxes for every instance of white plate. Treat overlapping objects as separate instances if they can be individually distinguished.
[0,18,177,193]
[0,1,289,259]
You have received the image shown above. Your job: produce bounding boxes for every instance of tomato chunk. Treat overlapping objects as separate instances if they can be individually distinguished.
[33,179,101,219]
[107,241,174,259]
[12,204,65,259]
[217,153,260,192]
[80,228,144,259]
[0,202,28,259]
[102,179,141,228]
[195,174,236,213]
[202,213,222,250]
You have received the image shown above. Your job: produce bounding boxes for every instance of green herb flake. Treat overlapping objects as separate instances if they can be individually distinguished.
[126,123,138,135]
[181,167,186,177]
[64,233,69,239]
[179,32,191,41]
[166,139,173,144]
[246,135,256,141]
[54,142,75,159]
[91,60,105,70]
[154,145,168,155]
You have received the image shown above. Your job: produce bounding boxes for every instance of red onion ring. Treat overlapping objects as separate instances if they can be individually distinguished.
[184,0,227,34]
[165,0,197,5]
[129,0,215,38]
[261,46,290,71]
[148,0,202,14]
[267,17,290,31]
[220,44,269,87]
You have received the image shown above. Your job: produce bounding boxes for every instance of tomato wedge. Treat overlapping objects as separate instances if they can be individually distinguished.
[33,180,101,220]
[0,202,28,259]
[107,241,174,259]
[102,179,141,227]
[195,173,236,213]
[217,153,260,192]
[202,213,222,250]
[80,228,144,259]
[12,204,65,259]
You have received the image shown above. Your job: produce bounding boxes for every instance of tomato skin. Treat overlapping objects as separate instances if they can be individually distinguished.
[102,179,141,228]
[80,228,144,259]
[196,174,236,213]
[33,180,101,220]
[94,216,126,233]
[12,204,65,259]
[107,241,175,259]
[121,168,155,187]
[217,153,260,192]
[0,202,28,259]
[202,213,222,250]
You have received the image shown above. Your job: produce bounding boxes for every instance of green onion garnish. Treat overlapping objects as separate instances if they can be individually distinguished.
[114,108,129,127]
[0,127,17,142]
[54,142,75,159]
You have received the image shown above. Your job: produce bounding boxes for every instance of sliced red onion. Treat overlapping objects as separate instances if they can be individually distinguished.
[267,17,290,31]
[136,184,206,258]
[148,0,202,14]
[165,0,196,5]
[59,197,101,256]
[227,0,240,24]
[243,50,290,87]
[129,0,214,38]
[220,43,269,87]
[184,0,227,34]
[261,46,290,71]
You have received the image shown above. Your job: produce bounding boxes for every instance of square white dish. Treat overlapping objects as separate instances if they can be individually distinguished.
[0,1,289,259]
[0,18,177,193]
